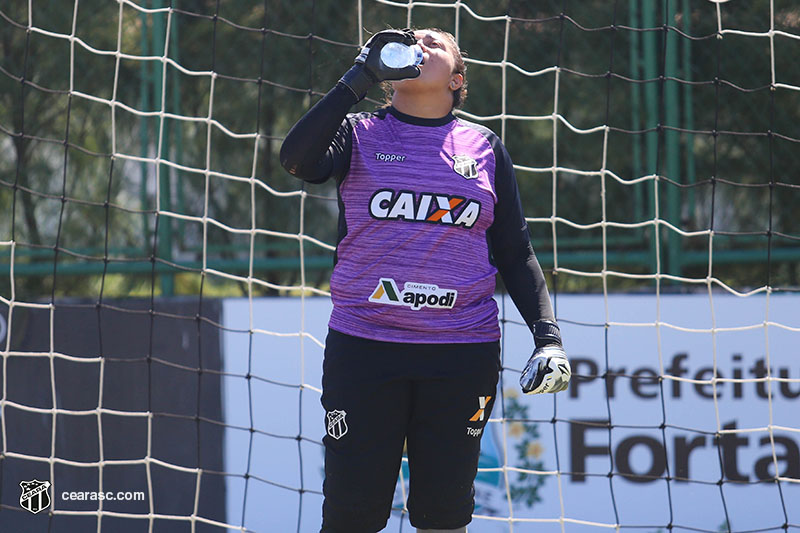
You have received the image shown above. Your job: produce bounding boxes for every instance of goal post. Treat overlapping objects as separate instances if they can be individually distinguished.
[0,1,799,532]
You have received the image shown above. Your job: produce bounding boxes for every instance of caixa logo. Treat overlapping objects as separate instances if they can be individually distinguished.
[369,189,481,228]
[369,278,457,310]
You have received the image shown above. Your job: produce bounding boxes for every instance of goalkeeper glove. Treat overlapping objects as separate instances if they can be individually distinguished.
[339,29,421,101]
[519,320,571,394]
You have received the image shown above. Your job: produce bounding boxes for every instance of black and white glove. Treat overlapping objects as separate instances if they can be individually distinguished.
[339,29,421,101]
[519,320,571,394]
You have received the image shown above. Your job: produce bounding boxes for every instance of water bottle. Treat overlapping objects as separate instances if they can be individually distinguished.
[380,42,423,69]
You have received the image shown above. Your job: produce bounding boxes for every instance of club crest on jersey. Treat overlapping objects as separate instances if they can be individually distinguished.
[452,154,479,179]
[369,278,457,310]
[369,189,481,228]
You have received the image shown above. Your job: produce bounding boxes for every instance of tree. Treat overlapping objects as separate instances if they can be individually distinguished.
[1,0,798,299]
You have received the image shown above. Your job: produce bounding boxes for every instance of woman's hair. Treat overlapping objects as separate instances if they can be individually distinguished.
[381,28,468,110]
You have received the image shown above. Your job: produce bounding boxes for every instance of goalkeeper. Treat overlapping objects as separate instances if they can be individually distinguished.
[280,27,570,533]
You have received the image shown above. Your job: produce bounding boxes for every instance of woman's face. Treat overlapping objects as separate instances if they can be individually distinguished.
[392,30,462,95]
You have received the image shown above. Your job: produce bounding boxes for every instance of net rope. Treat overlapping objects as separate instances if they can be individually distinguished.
[0,0,798,532]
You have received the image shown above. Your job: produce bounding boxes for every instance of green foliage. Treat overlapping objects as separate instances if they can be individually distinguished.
[1,1,799,298]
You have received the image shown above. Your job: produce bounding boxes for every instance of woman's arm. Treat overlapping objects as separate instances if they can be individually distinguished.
[488,142,555,331]
[488,141,571,394]
[279,84,358,184]
[279,29,420,184]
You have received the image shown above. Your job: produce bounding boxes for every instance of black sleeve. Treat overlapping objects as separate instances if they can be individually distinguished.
[487,139,555,334]
[279,82,359,184]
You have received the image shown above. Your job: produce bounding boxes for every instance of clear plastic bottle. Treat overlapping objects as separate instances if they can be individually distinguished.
[380,42,423,69]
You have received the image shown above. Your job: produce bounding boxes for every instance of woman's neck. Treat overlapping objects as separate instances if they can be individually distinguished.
[391,91,453,119]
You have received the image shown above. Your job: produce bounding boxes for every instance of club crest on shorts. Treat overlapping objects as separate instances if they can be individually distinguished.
[326,409,348,440]
[451,154,478,180]
[20,479,51,514]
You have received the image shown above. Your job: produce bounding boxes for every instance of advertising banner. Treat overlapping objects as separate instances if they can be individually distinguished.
[222,294,799,532]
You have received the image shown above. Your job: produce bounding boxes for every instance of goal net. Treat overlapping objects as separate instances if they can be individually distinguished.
[0,0,799,532]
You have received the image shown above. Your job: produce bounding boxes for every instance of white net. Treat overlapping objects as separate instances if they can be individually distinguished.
[0,0,799,532]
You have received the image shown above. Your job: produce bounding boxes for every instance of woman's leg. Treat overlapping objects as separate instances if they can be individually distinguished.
[320,329,413,532]
[405,340,501,530]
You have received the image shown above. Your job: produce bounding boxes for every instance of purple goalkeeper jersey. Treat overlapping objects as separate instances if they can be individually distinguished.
[280,86,554,344]
[327,107,510,343]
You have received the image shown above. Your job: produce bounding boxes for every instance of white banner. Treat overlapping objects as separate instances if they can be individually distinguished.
[222,294,800,532]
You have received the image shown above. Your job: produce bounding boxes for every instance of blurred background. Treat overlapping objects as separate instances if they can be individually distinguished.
[1,0,799,300]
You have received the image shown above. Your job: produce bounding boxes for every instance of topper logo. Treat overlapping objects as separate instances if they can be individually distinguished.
[469,396,492,422]
[374,152,406,163]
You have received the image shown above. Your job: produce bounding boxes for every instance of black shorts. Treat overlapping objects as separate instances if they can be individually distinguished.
[319,328,501,532]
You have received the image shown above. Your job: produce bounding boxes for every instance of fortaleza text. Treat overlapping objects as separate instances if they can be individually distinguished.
[569,353,800,400]
[570,419,800,483]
